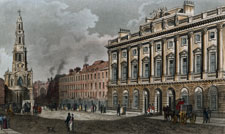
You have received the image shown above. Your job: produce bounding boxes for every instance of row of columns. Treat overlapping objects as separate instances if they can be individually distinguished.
[108,24,224,84]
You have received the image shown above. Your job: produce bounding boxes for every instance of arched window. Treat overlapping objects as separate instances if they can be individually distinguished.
[133,89,139,108]
[17,77,23,86]
[131,60,138,79]
[208,86,218,110]
[121,62,127,80]
[181,88,189,104]
[195,87,203,110]
[111,64,117,81]
[142,57,149,78]
[122,90,129,107]
[112,91,118,107]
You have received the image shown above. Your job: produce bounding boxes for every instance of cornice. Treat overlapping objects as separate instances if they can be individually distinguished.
[107,14,225,49]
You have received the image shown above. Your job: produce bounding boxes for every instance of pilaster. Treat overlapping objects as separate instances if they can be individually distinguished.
[150,41,154,82]
[202,28,208,79]
[175,35,180,81]
[188,31,194,80]
[162,39,167,82]
[217,23,223,78]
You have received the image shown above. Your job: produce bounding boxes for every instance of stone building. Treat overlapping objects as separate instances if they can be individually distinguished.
[33,80,49,99]
[106,1,225,117]
[4,11,33,108]
[59,60,108,109]
[0,78,5,105]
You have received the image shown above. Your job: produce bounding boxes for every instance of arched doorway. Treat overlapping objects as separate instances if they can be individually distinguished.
[155,89,162,114]
[208,86,218,111]
[122,90,129,107]
[143,89,149,113]
[112,90,118,108]
[167,88,176,110]
[132,89,139,109]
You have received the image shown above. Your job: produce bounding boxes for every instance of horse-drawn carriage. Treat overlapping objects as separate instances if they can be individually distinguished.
[163,99,196,124]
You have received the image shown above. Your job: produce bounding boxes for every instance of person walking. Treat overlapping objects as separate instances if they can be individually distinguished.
[203,108,208,123]
[65,113,71,131]
[117,104,121,116]
[0,115,3,130]
[207,107,211,123]
[100,105,103,114]
[85,104,87,112]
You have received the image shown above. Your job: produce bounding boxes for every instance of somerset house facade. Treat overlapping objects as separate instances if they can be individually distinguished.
[106,1,225,117]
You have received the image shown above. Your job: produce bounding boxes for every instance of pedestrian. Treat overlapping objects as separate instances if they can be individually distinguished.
[117,104,121,116]
[207,107,211,123]
[104,105,106,113]
[203,108,208,123]
[85,104,87,112]
[0,115,3,130]
[100,105,103,114]
[65,113,71,131]
[71,114,75,132]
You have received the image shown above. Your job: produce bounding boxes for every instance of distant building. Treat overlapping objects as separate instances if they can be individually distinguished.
[0,78,5,105]
[106,1,225,117]
[47,75,65,106]
[33,80,49,99]
[4,11,33,107]
[59,60,108,109]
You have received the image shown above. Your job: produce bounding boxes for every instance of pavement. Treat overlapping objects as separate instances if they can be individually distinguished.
[0,129,20,134]
[148,115,225,127]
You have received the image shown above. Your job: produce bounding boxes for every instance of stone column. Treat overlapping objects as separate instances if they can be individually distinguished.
[188,32,194,80]
[202,28,208,79]
[127,47,131,84]
[217,23,223,78]
[138,44,142,83]
[175,35,180,81]
[162,39,167,82]
[150,41,154,82]
[117,48,121,84]
[108,50,112,84]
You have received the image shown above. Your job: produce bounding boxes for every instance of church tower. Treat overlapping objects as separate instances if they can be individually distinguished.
[12,10,28,73]
[4,10,34,108]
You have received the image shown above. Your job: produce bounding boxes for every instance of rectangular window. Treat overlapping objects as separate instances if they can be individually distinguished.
[210,53,216,72]
[122,51,127,58]
[195,34,201,43]
[143,47,148,53]
[103,82,105,89]
[132,49,137,56]
[196,55,201,73]
[106,72,108,78]
[94,73,96,79]
[167,41,173,49]
[181,37,187,46]
[122,65,127,80]
[112,53,117,60]
[144,63,149,78]
[99,83,101,89]
[102,72,104,78]
[209,31,216,40]
[182,58,187,74]
[132,65,138,79]
[156,44,161,52]
[169,59,174,75]
[156,61,161,77]
[98,73,100,79]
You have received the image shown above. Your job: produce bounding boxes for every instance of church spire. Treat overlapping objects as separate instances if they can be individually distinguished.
[15,9,24,46]
[12,10,27,72]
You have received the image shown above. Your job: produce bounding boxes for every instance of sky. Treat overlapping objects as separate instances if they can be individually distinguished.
[0,0,225,81]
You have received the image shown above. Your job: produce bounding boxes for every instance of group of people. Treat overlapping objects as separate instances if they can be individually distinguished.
[0,115,9,130]
[116,104,127,116]
[147,104,155,115]
[65,113,75,132]
[203,107,211,123]
[33,105,42,115]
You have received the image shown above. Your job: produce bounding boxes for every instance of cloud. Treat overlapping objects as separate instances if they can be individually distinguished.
[0,48,12,78]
